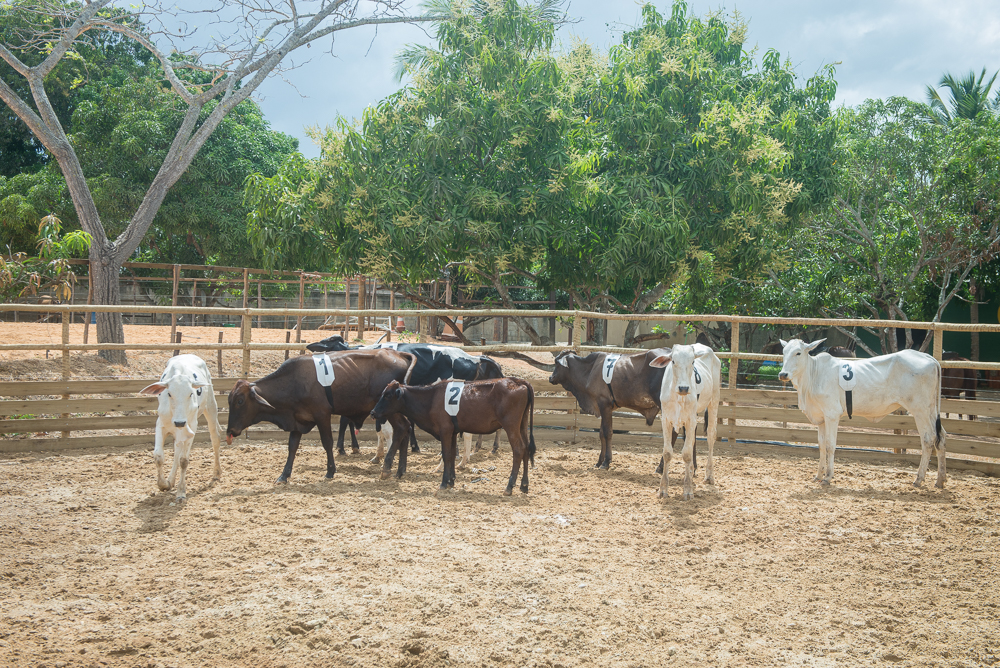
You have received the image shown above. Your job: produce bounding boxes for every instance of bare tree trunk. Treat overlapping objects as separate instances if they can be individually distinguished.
[623,282,668,346]
[90,243,126,365]
[494,279,542,345]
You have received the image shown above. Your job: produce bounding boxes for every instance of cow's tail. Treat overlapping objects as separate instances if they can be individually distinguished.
[934,360,945,454]
[400,351,418,385]
[527,382,536,468]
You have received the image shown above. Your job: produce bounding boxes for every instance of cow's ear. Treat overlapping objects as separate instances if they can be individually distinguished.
[557,355,569,367]
[191,380,209,389]
[805,338,826,352]
[649,355,672,368]
[393,387,403,399]
[250,387,274,409]
[694,348,711,358]
[779,339,788,349]
[139,383,167,396]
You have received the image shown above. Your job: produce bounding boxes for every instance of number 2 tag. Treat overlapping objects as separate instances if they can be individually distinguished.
[838,362,857,391]
[312,353,335,387]
[444,381,464,417]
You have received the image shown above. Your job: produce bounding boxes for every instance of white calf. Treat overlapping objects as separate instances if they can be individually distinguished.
[778,338,946,488]
[140,355,223,500]
[650,344,721,500]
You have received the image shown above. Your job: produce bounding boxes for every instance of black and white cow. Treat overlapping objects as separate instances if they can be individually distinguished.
[307,336,504,464]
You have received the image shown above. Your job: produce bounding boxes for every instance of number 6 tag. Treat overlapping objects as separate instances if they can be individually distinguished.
[444,380,464,417]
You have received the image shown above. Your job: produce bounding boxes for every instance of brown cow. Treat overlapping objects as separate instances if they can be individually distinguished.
[548,349,694,472]
[941,352,977,420]
[226,349,415,483]
[371,378,535,497]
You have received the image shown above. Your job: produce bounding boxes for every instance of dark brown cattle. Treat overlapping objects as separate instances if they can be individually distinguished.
[941,352,977,420]
[548,349,693,472]
[372,378,535,497]
[226,350,415,483]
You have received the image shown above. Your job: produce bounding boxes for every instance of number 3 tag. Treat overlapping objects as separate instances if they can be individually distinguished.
[444,381,464,417]
[838,362,858,391]
[312,353,335,387]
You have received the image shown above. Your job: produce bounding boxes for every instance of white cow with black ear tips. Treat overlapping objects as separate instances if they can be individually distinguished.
[140,354,223,501]
[649,343,721,500]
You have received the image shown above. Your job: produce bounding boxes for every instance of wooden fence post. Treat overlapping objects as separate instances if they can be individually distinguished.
[61,310,70,439]
[343,278,351,339]
[256,279,262,328]
[173,331,182,357]
[285,331,291,361]
[241,312,251,379]
[170,264,180,345]
[217,331,224,376]
[573,311,583,353]
[82,263,93,345]
[728,321,739,443]
[242,268,249,310]
[296,273,304,343]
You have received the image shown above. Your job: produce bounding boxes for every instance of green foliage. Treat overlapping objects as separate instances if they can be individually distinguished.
[0,214,90,302]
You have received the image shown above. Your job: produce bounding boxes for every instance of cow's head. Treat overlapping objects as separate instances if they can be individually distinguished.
[306,335,351,353]
[140,373,209,435]
[371,380,406,421]
[225,379,274,444]
[476,356,504,380]
[778,338,825,385]
[549,350,576,385]
[649,344,707,399]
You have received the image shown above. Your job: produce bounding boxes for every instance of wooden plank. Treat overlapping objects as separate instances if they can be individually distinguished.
[533,397,577,411]
[0,378,241,397]
[1,415,154,434]
[721,388,799,405]
[940,398,1000,418]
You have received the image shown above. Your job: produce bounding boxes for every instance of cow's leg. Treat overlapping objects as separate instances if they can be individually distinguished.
[597,403,613,469]
[813,421,827,482]
[491,431,501,455]
[166,429,187,491]
[504,425,524,497]
[457,432,473,469]
[657,412,674,499]
[820,419,839,485]
[174,435,194,501]
[336,417,350,456]
[681,416,696,501]
[657,428,677,475]
[913,413,946,488]
[390,416,408,479]
[435,427,456,498]
[350,420,361,455]
[373,424,386,465]
[409,423,420,453]
[317,418,336,479]
[153,420,170,491]
[475,433,484,453]
[277,431,303,484]
[705,402,718,486]
[519,404,531,492]
[203,394,222,481]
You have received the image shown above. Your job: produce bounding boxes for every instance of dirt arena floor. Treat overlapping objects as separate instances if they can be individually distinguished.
[2,435,999,668]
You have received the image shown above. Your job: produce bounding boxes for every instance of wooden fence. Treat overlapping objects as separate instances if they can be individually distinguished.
[1,304,999,476]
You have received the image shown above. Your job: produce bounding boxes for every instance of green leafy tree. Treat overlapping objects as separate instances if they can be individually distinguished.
[925,68,998,126]
[771,97,1000,354]
[0,213,91,303]
[0,0,437,364]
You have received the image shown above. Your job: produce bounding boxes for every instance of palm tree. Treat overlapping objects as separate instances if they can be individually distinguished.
[925,68,998,125]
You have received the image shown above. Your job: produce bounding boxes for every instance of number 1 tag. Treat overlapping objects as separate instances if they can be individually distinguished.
[312,353,335,387]
[444,380,464,417]
[838,362,857,391]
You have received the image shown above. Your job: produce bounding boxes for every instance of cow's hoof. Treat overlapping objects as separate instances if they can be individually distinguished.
[175,494,186,502]
[656,489,667,500]
[913,480,923,488]
[325,473,335,480]
[157,481,171,491]
[705,476,715,486]
[411,446,420,454]
[682,492,693,501]
[502,487,513,497]
[275,476,289,485]
[369,456,382,465]
[599,463,610,471]
[821,479,831,486]
[520,485,528,494]
[935,479,945,489]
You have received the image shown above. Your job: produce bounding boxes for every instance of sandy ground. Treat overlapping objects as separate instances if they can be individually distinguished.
[1,435,999,668]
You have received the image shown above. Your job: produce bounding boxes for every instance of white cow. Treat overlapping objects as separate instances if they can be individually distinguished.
[140,355,223,500]
[650,344,721,500]
[778,338,946,488]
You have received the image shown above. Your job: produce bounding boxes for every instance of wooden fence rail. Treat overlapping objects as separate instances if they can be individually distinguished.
[1,303,998,476]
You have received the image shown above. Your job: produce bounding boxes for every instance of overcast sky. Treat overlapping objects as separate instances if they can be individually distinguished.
[252,0,1000,157]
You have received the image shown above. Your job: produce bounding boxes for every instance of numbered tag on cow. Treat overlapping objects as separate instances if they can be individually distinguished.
[444,380,464,417]
[379,342,399,350]
[312,353,335,387]
[838,362,858,391]
[602,354,622,385]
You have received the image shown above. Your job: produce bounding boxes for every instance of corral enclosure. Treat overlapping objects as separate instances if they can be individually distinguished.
[2,436,999,668]
[2,306,1000,667]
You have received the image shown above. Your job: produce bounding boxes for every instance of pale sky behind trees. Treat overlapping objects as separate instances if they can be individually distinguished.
[251,0,1000,157]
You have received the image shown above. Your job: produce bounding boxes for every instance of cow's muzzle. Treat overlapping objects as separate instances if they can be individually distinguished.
[226,428,240,445]
[173,420,187,428]
[677,386,690,395]
[778,372,789,382]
